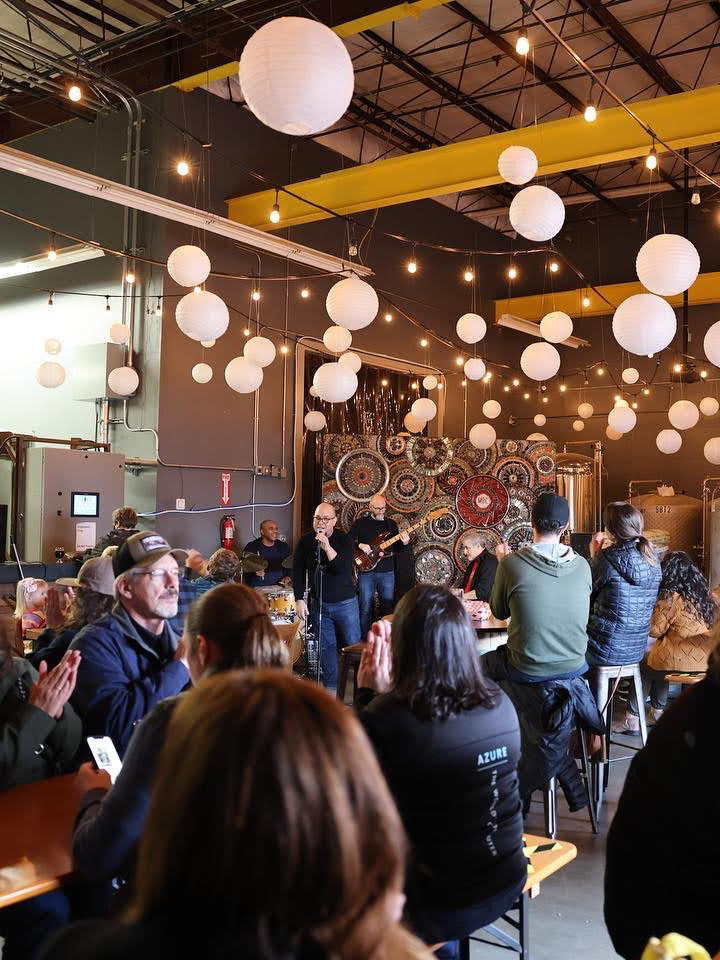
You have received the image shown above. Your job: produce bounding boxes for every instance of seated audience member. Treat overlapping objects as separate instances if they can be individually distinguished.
[14,577,48,635]
[87,507,139,558]
[357,585,526,958]
[243,519,292,588]
[41,671,433,960]
[456,531,498,602]
[604,641,720,958]
[30,558,115,671]
[70,532,190,756]
[72,584,289,889]
[167,548,206,636]
[190,548,241,597]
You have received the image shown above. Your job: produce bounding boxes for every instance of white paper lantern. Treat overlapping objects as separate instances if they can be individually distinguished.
[423,375,438,390]
[704,321,720,366]
[606,426,623,441]
[540,311,573,344]
[176,290,229,342]
[704,437,720,464]
[520,341,561,381]
[527,432,548,441]
[608,405,637,433]
[497,145,538,185]
[509,185,565,242]
[309,384,320,398]
[403,412,424,434]
[167,245,211,287]
[469,422,496,450]
[313,361,358,402]
[323,325,352,354]
[36,361,65,388]
[636,234,700,297]
[622,367,639,384]
[612,294,676,356]
[411,397,437,422]
[700,396,719,417]
[304,411,327,431]
[244,336,276,368]
[192,362,213,384]
[109,323,130,345]
[338,351,362,373]
[456,313,487,344]
[239,17,354,137]
[325,276,378,330]
[201,339,215,349]
[668,399,699,430]
[656,429,682,454]
[534,414,546,427]
[578,402,594,419]
[107,366,139,396]
[464,358,486,381]
[44,337,61,355]
[572,419,585,432]
[615,398,629,408]
[225,357,263,393]
[483,399,501,419]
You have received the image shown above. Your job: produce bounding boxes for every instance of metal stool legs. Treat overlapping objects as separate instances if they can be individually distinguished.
[542,777,557,840]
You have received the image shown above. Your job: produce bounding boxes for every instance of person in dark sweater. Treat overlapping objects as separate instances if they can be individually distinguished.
[243,519,292,588]
[457,530,498,602]
[350,495,410,636]
[357,585,526,959]
[292,502,360,690]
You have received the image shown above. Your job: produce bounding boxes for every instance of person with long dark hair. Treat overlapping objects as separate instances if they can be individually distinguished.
[41,671,434,960]
[356,585,526,959]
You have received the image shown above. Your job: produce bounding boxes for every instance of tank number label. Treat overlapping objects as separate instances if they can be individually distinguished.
[654,506,672,513]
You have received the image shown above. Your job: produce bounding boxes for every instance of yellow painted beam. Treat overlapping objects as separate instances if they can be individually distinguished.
[494,272,720,323]
[174,61,238,93]
[226,86,720,230]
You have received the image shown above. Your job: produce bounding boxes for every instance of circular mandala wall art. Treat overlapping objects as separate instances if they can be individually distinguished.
[428,499,461,541]
[414,545,455,586]
[436,460,472,496]
[454,527,502,570]
[386,462,436,513]
[505,520,533,551]
[498,439,520,455]
[384,435,408,458]
[336,448,390,502]
[456,474,510,528]
[505,496,532,524]
[454,440,498,474]
[493,456,536,489]
[325,435,364,470]
[406,436,454,476]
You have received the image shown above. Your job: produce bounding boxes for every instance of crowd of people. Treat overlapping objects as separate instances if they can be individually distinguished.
[0,491,718,959]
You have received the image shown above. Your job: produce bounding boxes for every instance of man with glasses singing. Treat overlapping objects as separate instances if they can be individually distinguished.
[292,502,360,691]
[70,532,190,755]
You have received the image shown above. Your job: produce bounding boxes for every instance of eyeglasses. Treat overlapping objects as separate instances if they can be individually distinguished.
[129,568,179,581]
[313,515,334,523]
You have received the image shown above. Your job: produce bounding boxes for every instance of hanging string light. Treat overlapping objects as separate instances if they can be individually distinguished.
[269,190,281,224]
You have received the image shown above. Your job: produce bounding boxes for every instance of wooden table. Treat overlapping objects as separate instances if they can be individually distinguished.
[473,614,510,632]
[0,774,78,909]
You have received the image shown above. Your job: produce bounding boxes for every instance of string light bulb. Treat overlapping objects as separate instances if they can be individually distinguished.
[632,401,638,409]
[515,28,529,56]
[105,295,111,313]
[243,327,250,336]
[560,382,567,392]
[542,396,548,404]
[504,385,510,392]
[47,291,54,307]
[701,370,708,379]
[597,366,604,376]
[125,270,135,284]
[155,298,162,316]
[584,104,597,122]
[407,256,418,274]
[420,338,428,348]
[176,159,190,177]
[463,268,474,283]
[280,343,289,354]
[455,356,464,367]
[524,392,530,399]
[508,264,517,280]
[251,289,260,302]
[381,378,388,387]
[673,362,682,373]
[583,295,591,308]
[300,287,310,299]
[549,260,559,273]
[643,387,650,395]
[513,378,520,387]
[47,235,57,261]
[269,190,281,224]
[646,146,658,171]
[461,380,467,387]
[68,83,82,102]
[691,191,701,205]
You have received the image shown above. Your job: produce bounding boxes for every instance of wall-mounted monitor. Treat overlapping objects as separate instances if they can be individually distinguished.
[71,492,100,518]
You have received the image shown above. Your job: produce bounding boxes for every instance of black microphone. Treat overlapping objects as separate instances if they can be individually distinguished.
[315,534,324,566]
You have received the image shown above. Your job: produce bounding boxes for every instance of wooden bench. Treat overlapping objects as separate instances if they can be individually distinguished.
[665,672,704,685]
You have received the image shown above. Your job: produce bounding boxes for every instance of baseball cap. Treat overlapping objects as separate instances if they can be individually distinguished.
[532,492,570,528]
[112,531,188,578]
[56,556,116,597]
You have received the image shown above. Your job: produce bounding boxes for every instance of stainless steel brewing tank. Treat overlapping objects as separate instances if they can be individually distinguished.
[556,453,595,533]
[631,492,702,562]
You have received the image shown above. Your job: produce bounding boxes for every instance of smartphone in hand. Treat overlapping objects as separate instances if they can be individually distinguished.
[87,736,123,784]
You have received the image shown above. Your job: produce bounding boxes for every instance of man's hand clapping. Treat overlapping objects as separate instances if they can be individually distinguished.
[357,619,393,693]
[29,650,81,719]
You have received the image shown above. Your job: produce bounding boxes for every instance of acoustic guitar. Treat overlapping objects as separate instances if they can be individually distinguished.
[353,507,451,573]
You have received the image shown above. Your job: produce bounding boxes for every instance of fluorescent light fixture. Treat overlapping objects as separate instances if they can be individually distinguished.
[0,242,104,280]
[496,313,589,349]
[0,144,369,277]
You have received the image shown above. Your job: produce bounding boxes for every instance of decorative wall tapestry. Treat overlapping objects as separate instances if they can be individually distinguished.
[322,434,557,586]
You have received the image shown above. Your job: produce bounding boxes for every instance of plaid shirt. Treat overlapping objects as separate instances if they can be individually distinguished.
[170,576,201,636]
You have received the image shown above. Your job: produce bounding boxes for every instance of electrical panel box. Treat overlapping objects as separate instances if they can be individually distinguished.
[69,342,130,401]
[24,448,126,562]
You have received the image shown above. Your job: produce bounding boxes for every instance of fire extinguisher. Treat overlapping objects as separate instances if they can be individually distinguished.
[220,515,235,550]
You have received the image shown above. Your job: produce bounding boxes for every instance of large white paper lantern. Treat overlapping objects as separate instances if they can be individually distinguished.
[244,336,276,368]
[469,422,496,449]
[238,17,353,136]
[338,351,361,373]
[704,321,720,366]
[636,234,700,297]
[176,290,229,342]
[167,245,211,287]
[622,367,639,384]
[411,397,437,421]
[109,323,130,345]
[403,412,424,434]
[482,399,501,419]
[192,362,213,384]
[578,402,594,419]
[608,405,637,433]
[313,361,357,402]
[540,311,573,344]
[612,294,676,356]
[520,341,561,381]
[325,276,378,330]
[36,361,65,388]
[423,374,438,390]
[304,411,327,431]
[225,357,263,393]
[534,414,546,426]
[657,429,682,454]
[527,432,548,441]
[704,437,720,464]
[700,396,719,417]
[509,185,565,242]
[323,325,352,353]
[44,337,61,355]
[572,419,585,432]
[108,366,139,396]
[606,426,623,441]
[668,399,699,430]
[497,145,537,185]
[456,313,486,344]
[464,358,486,381]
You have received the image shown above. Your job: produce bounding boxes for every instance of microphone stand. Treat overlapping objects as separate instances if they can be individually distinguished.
[313,539,325,687]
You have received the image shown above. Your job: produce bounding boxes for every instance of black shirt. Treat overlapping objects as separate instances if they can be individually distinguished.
[349,515,406,574]
[243,537,292,588]
[291,530,356,604]
[462,551,498,602]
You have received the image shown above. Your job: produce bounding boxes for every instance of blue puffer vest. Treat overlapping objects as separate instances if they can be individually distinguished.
[586,539,661,666]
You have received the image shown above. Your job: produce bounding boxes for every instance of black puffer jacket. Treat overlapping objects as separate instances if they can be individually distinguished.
[586,540,661,666]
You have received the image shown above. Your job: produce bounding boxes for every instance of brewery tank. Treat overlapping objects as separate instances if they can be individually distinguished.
[631,491,702,562]
[556,452,596,533]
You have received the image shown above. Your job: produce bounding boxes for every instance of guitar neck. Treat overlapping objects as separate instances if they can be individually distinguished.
[379,516,426,550]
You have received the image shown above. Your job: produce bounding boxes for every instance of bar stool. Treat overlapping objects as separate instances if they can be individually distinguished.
[336,642,366,702]
[540,717,599,838]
